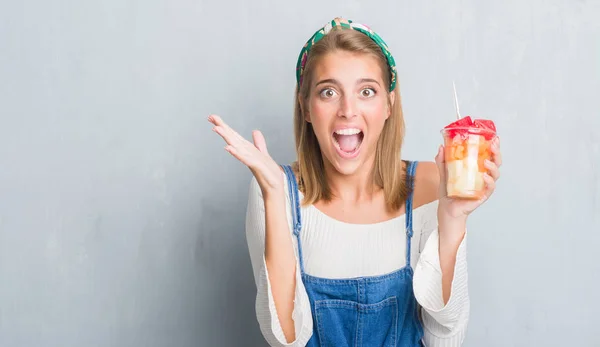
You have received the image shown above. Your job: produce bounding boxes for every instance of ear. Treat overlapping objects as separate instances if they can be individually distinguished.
[299,94,311,123]
[386,90,395,119]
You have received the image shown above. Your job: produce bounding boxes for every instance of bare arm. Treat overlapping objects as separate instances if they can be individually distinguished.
[413,160,462,304]
[435,138,501,304]
[263,187,298,342]
[437,213,466,304]
[209,114,302,343]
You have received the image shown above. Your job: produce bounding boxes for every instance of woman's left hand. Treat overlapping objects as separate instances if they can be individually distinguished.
[435,136,502,220]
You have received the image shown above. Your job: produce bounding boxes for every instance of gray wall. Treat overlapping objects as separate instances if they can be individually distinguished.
[1,1,598,346]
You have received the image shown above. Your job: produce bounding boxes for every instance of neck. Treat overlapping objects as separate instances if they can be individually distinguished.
[323,155,380,204]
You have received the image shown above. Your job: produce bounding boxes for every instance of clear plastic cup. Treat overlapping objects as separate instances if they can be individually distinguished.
[441,126,496,199]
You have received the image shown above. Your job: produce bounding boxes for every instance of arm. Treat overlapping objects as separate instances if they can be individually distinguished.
[438,211,467,305]
[263,177,299,341]
[412,139,501,345]
[411,162,470,345]
[414,226,470,346]
[208,115,313,346]
[246,176,313,346]
[434,137,501,305]
[412,161,464,305]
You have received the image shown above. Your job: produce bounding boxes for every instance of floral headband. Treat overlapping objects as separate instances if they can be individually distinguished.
[295,17,398,91]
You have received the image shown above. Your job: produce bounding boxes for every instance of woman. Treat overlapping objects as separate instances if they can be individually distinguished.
[209,18,501,347]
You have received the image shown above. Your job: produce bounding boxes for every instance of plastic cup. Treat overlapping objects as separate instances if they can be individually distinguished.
[441,126,496,199]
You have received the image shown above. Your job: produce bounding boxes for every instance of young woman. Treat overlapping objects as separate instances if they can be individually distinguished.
[209,17,502,347]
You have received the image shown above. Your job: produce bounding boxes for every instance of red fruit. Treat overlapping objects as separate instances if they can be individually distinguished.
[473,119,496,132]
[444,116,473,138]
[444,116,473,129]
[472,119,496,140]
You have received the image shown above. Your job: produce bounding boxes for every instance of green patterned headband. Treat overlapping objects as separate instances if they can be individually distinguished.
[296,17,398,91]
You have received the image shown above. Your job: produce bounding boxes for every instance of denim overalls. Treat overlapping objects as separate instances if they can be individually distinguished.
[281,161,424,347]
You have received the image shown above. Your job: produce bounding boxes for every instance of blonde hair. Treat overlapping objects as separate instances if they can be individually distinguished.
[293,28,410,211]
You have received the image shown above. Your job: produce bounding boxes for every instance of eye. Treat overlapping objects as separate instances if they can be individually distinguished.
[319,88,337,98]
[361,88,376,98]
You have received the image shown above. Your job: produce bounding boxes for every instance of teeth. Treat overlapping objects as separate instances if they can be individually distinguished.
[334,128,361,136]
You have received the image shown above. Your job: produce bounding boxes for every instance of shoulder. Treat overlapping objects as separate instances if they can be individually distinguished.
[412,161,440,208]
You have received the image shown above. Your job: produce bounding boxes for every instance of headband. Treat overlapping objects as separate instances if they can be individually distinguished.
[295,17,397,91]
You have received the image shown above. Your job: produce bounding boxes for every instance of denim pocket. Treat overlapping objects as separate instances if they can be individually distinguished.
[315,297,398,347]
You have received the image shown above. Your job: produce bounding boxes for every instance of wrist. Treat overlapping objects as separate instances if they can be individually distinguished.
[438,206,467,226]
[262,185,286,203]
[438,209,467,242]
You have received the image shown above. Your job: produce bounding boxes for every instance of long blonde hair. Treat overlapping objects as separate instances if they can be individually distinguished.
[293,28,410,211]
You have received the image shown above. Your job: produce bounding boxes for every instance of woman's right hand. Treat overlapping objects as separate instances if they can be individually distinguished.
[211,114,300,343]
[208,114,284,197]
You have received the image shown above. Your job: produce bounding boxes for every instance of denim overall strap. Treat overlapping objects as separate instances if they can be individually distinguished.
[405,161,418,268]
[281,165,305,274]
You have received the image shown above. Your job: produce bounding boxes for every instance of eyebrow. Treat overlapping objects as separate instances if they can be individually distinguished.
[315,78,381,87]
[315,78,339,87]
[357,78,381,86]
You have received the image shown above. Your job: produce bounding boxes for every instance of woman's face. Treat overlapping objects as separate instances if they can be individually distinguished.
[304,50,394,176]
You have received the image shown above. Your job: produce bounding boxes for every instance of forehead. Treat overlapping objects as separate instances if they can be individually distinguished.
[312,51,385,85]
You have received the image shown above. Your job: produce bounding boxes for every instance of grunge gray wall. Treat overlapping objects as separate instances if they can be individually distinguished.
[0,1,598,346]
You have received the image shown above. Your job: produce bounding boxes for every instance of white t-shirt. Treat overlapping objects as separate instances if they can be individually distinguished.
[245,173,470,346]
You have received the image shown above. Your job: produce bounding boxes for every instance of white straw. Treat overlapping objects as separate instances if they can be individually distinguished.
[453,81,461,120]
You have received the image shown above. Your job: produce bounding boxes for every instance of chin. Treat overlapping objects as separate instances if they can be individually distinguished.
[329,158,364,176]
[324,146,374,177]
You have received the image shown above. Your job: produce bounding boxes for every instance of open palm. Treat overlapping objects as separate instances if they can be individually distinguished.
[208,114,283,195]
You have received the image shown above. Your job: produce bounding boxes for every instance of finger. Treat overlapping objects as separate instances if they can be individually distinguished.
[252,130,269,154]
[209,114,245,143]
[209,115,235,141]
[208,114,226,126]
[481,172,496,201]
[224,145,253,167]
[435,145,447,197]
[224,145,242,162]
[484,159,500,181]
[207,114,221,126]
[491,137,502,167]
[213,125,239,147]
[211,120,251,150]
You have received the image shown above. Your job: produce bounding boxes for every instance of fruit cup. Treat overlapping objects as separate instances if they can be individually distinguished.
[441,116,497,200]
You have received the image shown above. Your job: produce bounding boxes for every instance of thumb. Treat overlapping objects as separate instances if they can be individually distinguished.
[435,145,447,197]
[252,130,269,154]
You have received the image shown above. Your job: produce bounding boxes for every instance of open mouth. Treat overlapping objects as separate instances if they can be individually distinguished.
[332,128,364,158]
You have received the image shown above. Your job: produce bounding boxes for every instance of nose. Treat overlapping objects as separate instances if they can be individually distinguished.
[337,93,357,119]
